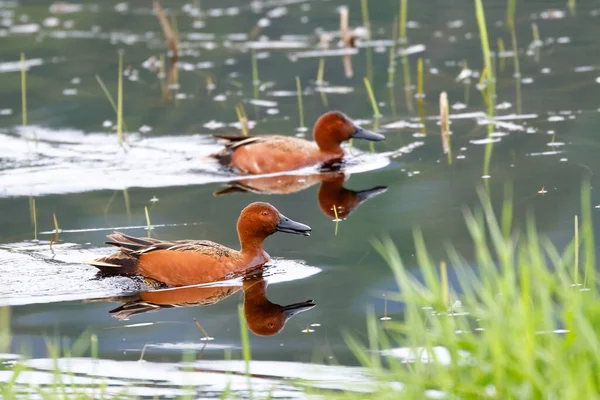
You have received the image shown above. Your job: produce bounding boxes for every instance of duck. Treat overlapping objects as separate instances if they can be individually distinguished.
[214,172,387,219]
[87,202,311,287]
[106,271,315,336]
[212,111,385,174]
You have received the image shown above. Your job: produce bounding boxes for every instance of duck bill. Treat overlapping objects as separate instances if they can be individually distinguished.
[356,186,388,202]
[351,125,385,141]
[276,214,311,236]
[282,300,316,317]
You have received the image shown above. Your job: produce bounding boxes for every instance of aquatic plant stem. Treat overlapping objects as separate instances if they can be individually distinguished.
[399,0,407,43]
[238,305,253,398]
[117,52,124,147]
[144,206,151,237]
[475,0,495,126]
[296,76,305,129]
[360,0,373,83]
[574,215,579,284]
[333,205,339,236]
[20,52,30,143]
[251,49,259,99]
[364,77,380,117]
[235,104,249,136]
[32,198,37,242]
[53,213,59,242]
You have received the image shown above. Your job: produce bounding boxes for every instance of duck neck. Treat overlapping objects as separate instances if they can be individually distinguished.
[314,128,344,155]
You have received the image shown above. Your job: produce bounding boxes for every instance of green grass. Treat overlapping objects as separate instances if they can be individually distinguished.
[360,0,373,83]
[339,183,600,399]
[251,49,259,99]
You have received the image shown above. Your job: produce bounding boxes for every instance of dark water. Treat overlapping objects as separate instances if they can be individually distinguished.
[2,0,600,396]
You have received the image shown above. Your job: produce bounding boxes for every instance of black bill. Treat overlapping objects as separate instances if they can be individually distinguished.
[351,125,385,141]
[276,213,311,236]
[282,300,316,318]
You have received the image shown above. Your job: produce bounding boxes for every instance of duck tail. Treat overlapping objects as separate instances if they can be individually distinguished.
[85,249,140,276]
[109,300,172,320]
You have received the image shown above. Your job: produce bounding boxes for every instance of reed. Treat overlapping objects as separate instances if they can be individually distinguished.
[53,213,59,242]
[316,57,326,85]
[416,57,424,101]
[144,206,151,237]
[399,0,408,43]
[401,55,413,112]
[317,57,328,107]
[475,0,495,125]
[333,204,340,236]
[532,23,540,62]
[574,214,579,284]
[439,91,451,164]
[20,52,31,143]
[251,49,259,99]
[497,38,505,73]
[506,0,516,31]
[568,0,576,16]
[360,0,373,82]
[0,307,9,353]
[117,52,124,146]
[388,19,398,115]
[123,189,131,218]
[440,261,448,307]
[31,198,37,242]
[235,104,249,136]
[296,76,305,129]
[364,77,381,117]
[238,305,253,398]
[339,7,353,78]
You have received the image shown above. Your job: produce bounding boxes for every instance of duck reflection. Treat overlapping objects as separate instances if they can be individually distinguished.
[107,271,315,337]
[215,172,387,219]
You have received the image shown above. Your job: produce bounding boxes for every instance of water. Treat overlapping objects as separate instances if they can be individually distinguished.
[2,0,600,396]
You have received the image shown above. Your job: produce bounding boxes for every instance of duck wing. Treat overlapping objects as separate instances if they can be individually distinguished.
[211,134,275,166]
[88,232,232,274]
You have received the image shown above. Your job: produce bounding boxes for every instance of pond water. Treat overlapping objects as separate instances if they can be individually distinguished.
[2,0,600,396]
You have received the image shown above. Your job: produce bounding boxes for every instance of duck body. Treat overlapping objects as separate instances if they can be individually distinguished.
[87,202,310,287]
[213,111,385,175]
[223,135,340,174]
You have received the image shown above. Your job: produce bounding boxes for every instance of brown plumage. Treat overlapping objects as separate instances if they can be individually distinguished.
[212,111,385,174]
[86,202,311,287]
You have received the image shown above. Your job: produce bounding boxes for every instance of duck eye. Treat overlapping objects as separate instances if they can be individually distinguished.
[262,211,269,216]
[268,322,275,328]
[337,120,345,126]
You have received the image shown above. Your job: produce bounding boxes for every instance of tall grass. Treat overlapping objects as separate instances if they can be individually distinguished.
[346,184,600,399]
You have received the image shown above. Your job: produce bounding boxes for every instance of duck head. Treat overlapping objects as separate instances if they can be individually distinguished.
[243,276,316,336]
[237,202,311,251]
[313,111,385,154]
[318,173,388,219]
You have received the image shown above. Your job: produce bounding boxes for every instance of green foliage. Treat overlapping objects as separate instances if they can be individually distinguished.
[349,185,600,398]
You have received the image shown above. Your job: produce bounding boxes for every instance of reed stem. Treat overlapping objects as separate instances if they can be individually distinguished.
[296,76,305,129]
[144,206,151,237]
[251,49,259,99]
[399,0,408,43]
[117,52,124,146]
[364,77,380,117]
[20,53,29,142]
[575,214,579,284]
